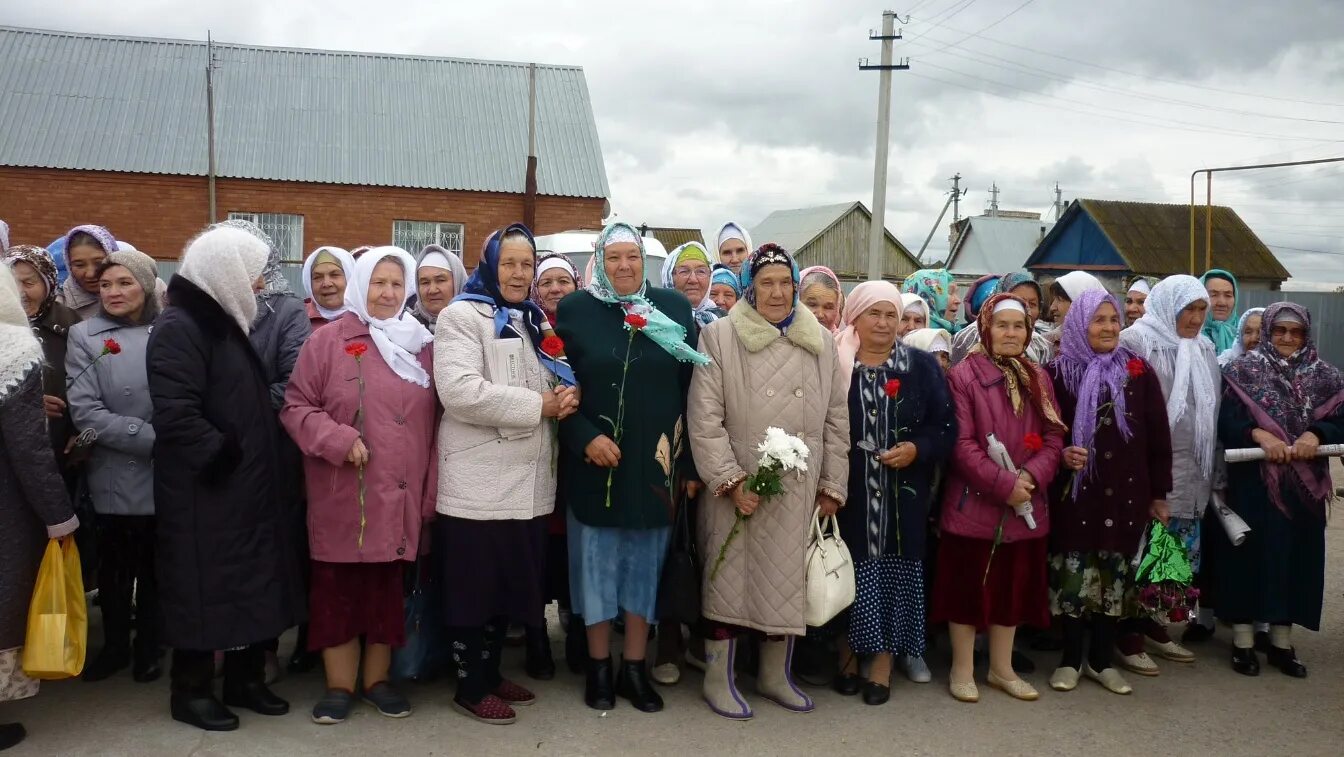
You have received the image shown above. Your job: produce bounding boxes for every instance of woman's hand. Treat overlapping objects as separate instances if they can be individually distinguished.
[1007,474,1035,506]
[1148,499,1171,526]
[816,492,841,517]
[1292,431,1320,461]
[584,435,621,468]
[879,442,918,470]
[1251,428,1292,464]
[732,482,760,517]
[347,437,370,467]
[1062,445,1089,472]
[43,394,66,419]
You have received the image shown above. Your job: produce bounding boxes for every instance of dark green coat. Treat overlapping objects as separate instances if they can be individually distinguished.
[555,287,697,529]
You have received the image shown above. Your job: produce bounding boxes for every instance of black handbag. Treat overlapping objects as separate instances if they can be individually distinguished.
[656,497,702,626]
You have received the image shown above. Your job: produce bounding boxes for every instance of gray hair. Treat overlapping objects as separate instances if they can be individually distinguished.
[800,271,841,294]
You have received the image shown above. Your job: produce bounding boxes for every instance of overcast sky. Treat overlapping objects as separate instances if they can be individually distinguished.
[6,0,1344,284]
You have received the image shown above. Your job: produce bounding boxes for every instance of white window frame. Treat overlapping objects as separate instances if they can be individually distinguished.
[392,220,465,257]
[227,212,305,262]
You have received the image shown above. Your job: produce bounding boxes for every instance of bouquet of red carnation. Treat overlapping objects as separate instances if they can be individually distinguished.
[1134,520,1198,623]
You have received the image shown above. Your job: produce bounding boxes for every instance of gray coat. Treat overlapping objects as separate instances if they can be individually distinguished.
[65,315,155,516]
[250,294,311,411]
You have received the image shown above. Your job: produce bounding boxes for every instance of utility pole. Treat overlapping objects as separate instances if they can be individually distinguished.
[859,11,910,281]
[1054,182,1064,221]
[988,183,1000,217]
[523,62,539,231]
[951,172,964,223]
[205,31,219,224]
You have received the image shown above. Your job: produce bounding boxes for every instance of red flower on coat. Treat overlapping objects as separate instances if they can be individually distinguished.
[541,335,565,357]
[102,338,122,356]
[1126,357,1145,378]
[1023,432,1044,452]
[344,342,369,359]
[884,378,901,398]
[625,313,648,330]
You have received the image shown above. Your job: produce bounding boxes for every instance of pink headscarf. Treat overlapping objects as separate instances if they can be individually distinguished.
[835,280,904,392]
[799,265,845,333]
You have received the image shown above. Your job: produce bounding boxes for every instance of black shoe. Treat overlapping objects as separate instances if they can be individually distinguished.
[1230,647,1260,677]
[170,694,240,732]
[311,688,354,725]
[222,681,290,716]
[616,660,664,713]
[1265,647,1307,678]
[525,626,557,681]
[565,615,587,676]
[861,681,891,706]
[584,657,615,710]
[833,673,863,696]
[1182,623,1215,644]
[287,650,320,675]
[0,722,26,751]
[1253,631,1271,654]
[82,647,131,682]
[1011,650,1036,675]
[362,681,412,718]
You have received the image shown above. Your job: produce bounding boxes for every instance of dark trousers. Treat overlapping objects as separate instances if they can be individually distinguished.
[447,617,506,704]
[95,514,159,658]
[170,645,265,698]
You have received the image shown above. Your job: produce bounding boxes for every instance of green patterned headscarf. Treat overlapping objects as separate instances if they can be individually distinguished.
[902,268,958,333]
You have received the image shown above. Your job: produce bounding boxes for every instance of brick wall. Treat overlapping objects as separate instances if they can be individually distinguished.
[0,167,605,268]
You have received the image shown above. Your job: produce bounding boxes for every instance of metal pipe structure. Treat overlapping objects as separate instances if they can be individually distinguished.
[205,31,218,224]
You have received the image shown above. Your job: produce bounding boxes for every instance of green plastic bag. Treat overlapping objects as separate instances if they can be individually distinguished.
[1136,520,1193,586]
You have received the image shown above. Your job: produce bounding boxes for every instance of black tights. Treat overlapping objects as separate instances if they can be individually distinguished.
[447,617,506,704]
[95,515,158,658]
[1059,615,1118,671]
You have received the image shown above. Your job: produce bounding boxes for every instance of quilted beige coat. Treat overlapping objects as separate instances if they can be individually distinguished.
[689,301,849,635]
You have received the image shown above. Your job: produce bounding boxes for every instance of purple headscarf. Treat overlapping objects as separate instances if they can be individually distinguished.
[1054,288,1134,491]
[62,224,117,254]
[1222,302,1344,518]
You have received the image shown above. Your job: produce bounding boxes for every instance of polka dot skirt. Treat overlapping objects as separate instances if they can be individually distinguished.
[846,556,926,656]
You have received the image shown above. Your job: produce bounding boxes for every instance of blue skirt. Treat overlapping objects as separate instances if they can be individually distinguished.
[847,556,926,656]
[567,510,670,624]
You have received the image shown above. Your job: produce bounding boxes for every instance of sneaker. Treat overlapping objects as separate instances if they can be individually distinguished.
[901,655,932,684]
[493,679,536,707]
[651,662,681,686]
[454,694,517,725]
[362,682,411,718]
[311,689,354,725]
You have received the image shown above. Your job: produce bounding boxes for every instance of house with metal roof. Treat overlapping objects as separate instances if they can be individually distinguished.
[749,201,920,284]
[0,26,609,267]
[945,211,1054,279]
[1025,199,1289,292]
[639,226,705,252]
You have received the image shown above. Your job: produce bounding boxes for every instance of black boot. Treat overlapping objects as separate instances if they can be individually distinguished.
[170,650,238,732]
[616,659,664,713]
[221,646,290,716]
[584,657,615,710]
[565,614,587,675]
[287,625,320,674]
[0,723,25,751]
[525,623,556,681]
[1231,647,1260,677]
[1266,646,1307,678]
[171,695,240,732]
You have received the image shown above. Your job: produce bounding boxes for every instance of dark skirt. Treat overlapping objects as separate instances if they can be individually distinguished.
[929,533,1049,631]
[307,560,406,650]
[1211,494,1326,630]
[436,515,547,628]
[846,556,926,656]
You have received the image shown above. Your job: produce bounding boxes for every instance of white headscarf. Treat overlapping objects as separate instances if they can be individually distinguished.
[1218,307,1266,367]
[344,246,433,387]
[0,265,44,399]
[1056,270,1106,300]
[1122,274,1217,476]
[177,226,269,333]
[715,222,753,256]
[902,327,951,355]
[302,246,356,321]
[901,292,930,320]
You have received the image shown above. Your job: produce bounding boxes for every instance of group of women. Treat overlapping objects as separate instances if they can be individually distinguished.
[0,216,1338,750]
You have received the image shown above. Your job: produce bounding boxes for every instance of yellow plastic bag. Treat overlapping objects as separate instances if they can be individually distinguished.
[22,538,87,680]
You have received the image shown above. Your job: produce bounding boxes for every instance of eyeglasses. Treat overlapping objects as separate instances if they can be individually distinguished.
[1271,325,1306,340]
[673,267,711,280]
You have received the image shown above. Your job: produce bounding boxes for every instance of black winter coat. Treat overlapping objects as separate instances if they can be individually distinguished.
[148,275,304,651]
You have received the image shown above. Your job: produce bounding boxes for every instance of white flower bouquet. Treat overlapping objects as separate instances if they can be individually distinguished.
[710,427,809,580]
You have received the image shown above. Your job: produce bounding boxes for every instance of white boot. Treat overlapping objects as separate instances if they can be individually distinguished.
[756,636,815,713]
[702,638,752,720]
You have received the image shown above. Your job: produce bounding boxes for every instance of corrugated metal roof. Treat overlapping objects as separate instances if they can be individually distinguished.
[0,26,609,197]
[751,201,920,279]
[751,202,859,253]
[947,214,1054,276]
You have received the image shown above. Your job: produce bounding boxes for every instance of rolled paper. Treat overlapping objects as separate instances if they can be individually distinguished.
[1224,444,1344,463]
[986,433,1038,530]
[1210,492,1250,547]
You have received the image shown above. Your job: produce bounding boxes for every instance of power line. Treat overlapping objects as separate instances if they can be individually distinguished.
[918,0,1037,56]
[904,0,984,43]
[1266,243,1344,256]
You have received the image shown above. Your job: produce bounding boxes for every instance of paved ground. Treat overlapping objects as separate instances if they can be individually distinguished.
[7,513,1344,756]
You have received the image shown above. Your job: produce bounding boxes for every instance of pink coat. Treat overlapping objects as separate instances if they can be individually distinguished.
[939,352,1064,544]
[281,312,438,563]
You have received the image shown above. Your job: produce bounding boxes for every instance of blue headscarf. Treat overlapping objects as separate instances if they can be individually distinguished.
[1199,268,1240,353]
[739,243,800,332]
[711,264,742,296]
[455,223,576,385]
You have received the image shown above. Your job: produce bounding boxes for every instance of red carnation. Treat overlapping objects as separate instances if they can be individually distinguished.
[1127,357,1145,378]
[541,335,565,357]
[1023,432,1044,452]
[102,338,122,356]
[344,342,369,359]
[1168,606,1189,623]
[625,313,648,330]
[884,378,901,398]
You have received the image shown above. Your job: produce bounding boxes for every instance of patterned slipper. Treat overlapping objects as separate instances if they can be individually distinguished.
[454,695,517,725]
[494,679,536,707]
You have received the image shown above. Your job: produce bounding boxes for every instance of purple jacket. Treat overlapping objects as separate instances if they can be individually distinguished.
[940,352,1065,543]
[281,312,438,563]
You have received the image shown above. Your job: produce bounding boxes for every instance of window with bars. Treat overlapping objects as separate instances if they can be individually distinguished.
[392,220,465,257]
[227,212,305,262]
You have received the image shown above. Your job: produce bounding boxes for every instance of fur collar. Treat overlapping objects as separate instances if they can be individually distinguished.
[728,300,825,355]
[166,274,244,341]
[0,324,43,403]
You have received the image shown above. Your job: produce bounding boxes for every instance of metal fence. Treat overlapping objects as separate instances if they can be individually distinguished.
[156,261,307,296]
[1241,291,1344,368]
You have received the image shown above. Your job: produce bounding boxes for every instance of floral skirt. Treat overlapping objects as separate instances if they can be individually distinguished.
[0,648,38,703]
[1049,550,1138,619]
[846,556,925,656]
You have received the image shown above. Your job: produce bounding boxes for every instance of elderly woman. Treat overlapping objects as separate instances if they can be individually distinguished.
[662,241,725,328]
[1217,303,1343,678]
[532,252,580,325]
[436,224,578,725]
[951,272,1051,366]
[709,265,741,312]
[302,246,356,330]
[411,244,466,330]
[903,327,953,372]
[1046,271,1105,324]
[832,282,955,705]
[963,274,1000,326]
[1124,277,1153,323]
[555,222,704,714]
[56,225,117,319]
[689,243,848,720]
[899,293,929,337]
[799,265,844,333]
[1201,269,1239,353]
[282,246,436,724]
[1045,290,1173,695]
[931,293,1065,704]
[0,271,79,752]
[64,249,162,684]
[1117,275,1220,670]
[1219,308,1265,367]
[715,222,753,277]
[903,268,961,334]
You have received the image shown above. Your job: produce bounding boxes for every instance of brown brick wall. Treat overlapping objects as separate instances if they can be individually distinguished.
[0,167,605,268]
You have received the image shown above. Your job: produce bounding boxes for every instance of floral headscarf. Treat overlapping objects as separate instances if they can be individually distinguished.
[1054,289,1135,492]
[1200,268,1240,353]
[974,293,1065,432]
[739,243,800,332]
[902,268,957,333]
[1222,302,1344,518]
[661,242,721,327]
[530,251,581,321]
[1,245,59,321]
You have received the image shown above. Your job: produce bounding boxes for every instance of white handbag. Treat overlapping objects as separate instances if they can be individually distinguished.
[804,508,856,627]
